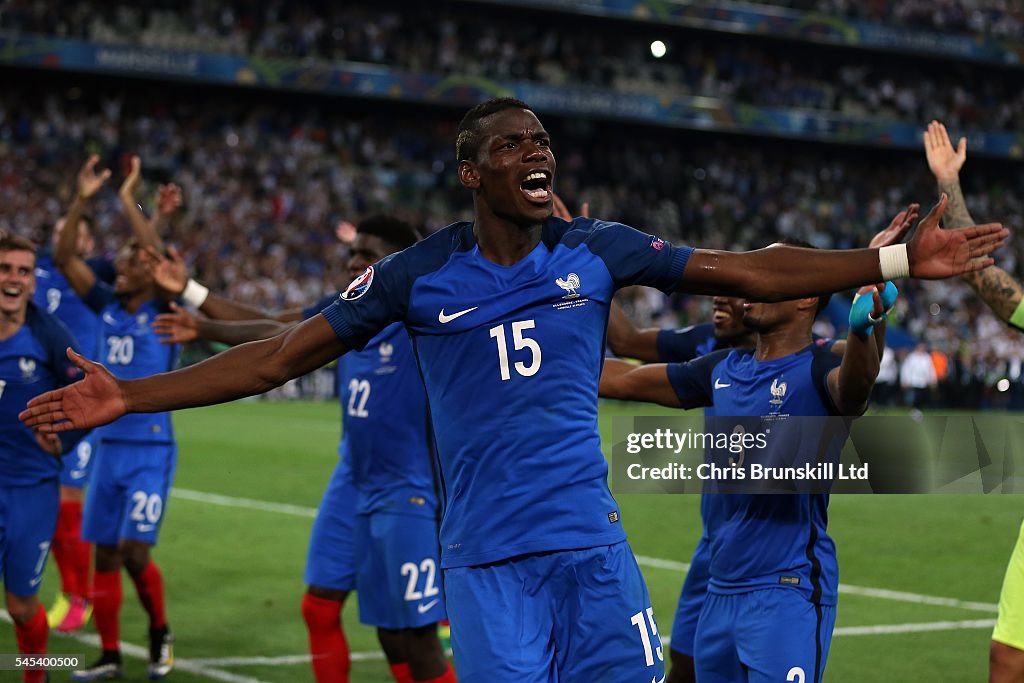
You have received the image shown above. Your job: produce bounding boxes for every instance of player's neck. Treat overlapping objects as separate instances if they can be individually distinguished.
[754,326,812,361]
[118,288,153,313]
[0,308,26,341]
[473,209,543,266]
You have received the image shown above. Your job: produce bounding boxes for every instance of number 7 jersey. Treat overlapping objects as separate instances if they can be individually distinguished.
[322,217,692,568]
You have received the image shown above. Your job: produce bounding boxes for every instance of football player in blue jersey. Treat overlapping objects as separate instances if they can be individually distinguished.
[150,216,454,683]
[22,98,1007,682]
[35,208,111,634]
[0,231,88,683]
[52,157,178,681]
[608,212,917,683]
[600,267,889,683]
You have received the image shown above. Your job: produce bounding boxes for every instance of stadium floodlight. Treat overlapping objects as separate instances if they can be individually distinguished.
[650,40,667,58]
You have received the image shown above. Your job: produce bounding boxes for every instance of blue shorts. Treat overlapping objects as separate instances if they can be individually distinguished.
[59,433,97,489]
[445,541,664,683]
[354,510,445,629]
[670,534,710,658]
[82,441,176,546]
[0,480,60,597]
[695,589,836,683]
[304,458,357,592]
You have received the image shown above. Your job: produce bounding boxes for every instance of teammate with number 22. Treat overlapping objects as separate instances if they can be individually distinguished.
[20,98,1008,681]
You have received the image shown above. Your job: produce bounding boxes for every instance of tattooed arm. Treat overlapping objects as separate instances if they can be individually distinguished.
[924,121,1023,325]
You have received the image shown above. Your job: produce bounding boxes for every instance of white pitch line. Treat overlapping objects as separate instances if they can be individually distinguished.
[0,612,269,683]
[173,489,999,614]
[834,618,996,636]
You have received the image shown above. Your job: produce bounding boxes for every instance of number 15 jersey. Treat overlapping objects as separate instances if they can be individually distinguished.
[322,217,692,568]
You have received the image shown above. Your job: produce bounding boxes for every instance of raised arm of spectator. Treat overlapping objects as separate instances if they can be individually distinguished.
[55,155,109,296]
[924,120,1024,327]
[828,285,885,416]
[679,196,1005,299]
[606,299,661,361]
[118,155,165,253]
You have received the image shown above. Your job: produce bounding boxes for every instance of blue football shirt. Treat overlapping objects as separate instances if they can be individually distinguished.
[83,283,177,443]
[667,344,844,604]
[34,250,112,358]
[657,323,720,363]
[322,217,691,567]
[305,294,436,518]
[0,303,86,485]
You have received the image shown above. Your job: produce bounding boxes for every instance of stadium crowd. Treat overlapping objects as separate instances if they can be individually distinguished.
[1,82,1022,408]
[765,0,1024,38]
[3,1,1024,132]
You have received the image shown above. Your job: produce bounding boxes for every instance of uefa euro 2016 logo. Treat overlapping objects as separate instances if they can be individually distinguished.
[342,266,374,301]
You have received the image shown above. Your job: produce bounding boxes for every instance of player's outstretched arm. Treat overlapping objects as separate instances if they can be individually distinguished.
[679,195,1006,300]
[599,359,683,407]
[55,155,109,296]
[21,314,348,432]
[606,299,661,362]
[924,121,1024,326]
[828,286,886,415]
[152,303,291,346]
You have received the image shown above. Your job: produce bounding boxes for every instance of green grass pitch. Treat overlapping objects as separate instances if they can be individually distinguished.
[2,399,1019,681]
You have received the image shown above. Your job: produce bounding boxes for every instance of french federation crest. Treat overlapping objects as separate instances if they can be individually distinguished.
[342,266,374,301]
[19,357,36,378]
[555,272,581,299]
[769,377,788,405]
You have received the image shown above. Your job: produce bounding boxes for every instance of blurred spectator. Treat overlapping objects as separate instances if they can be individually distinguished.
[901,343,939,408]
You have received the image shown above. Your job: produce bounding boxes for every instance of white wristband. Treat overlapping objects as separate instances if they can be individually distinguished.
[181,278,210,308]
[879,244,910,280]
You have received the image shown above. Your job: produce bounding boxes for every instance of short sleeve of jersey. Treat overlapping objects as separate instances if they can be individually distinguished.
[582,220,692,293]
[666,349,729,409]
[303,292,342,321]
[810,346,843,416]
[82,281,117,314]
[319,252,410,351]
[656,324,714,363]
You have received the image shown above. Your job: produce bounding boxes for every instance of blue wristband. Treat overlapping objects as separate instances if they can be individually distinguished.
[849,282,898,338]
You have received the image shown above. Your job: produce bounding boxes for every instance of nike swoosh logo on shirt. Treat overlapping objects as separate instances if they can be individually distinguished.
[438,307,478,324]
[417,599,440,614]
[714,378,731,389]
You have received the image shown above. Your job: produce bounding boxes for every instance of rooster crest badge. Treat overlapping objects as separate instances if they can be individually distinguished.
[555,273,581,299]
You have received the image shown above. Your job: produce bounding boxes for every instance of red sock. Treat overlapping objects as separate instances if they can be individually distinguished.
[415,664,457,683]
[390,662,413,683]
[129,561,167,629]
[14,602,48,654]
[92,570,122,652]
[52,500,83,597]
[301,592,350,683]
[73,538,92,600]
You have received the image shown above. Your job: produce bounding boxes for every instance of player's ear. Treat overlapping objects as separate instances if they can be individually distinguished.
[459,160,480,190]
[796,297,818,313]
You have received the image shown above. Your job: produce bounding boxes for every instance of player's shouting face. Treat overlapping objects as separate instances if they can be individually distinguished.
[460,107,556,227]
[0,248,35,317]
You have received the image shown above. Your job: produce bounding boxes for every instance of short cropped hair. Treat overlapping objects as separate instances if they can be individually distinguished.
[455,97,533,162]
[357,215,421,251]
[0,231,37,256]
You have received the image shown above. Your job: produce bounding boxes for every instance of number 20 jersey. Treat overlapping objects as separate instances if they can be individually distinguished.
[322,217,692,568]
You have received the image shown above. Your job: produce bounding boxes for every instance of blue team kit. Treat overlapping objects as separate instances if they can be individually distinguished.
[0,303,86,596]
[321,216,691,680]
[78,283,178,547]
